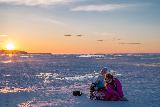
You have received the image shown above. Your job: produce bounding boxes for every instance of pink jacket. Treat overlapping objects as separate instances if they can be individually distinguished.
[104,78,124,100]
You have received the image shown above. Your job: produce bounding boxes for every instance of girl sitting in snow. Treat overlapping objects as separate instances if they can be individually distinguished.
[91,73,124,101]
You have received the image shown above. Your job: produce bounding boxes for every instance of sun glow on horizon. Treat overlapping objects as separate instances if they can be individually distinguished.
[6,43,15,50]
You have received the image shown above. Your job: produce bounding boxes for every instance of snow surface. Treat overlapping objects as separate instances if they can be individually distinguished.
[0,54,160,107]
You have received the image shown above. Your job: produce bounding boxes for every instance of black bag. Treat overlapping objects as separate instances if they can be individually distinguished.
[73,91,82,96]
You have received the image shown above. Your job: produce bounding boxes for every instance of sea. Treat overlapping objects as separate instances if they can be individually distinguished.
[0,53,160,107]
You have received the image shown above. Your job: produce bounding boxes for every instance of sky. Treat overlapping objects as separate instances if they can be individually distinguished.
[0,0,160,54]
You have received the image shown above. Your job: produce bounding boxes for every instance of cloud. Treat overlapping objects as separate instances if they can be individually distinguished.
[76,34,83,37]
[119,42,141,45]
[64,34,72,37]
[64,34,84,37]
[71,4,129,12]
[0,35,8,37]
[97,40,104,42]
[0,0,73,6]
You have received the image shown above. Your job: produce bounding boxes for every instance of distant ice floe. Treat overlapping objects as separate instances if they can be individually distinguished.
[0,60,12,63]
[126,54,144,56]
[133,63,160,67]
[19,55,33,58]
[141,57,160,60]
[113,54,124,57]
[77,54,105,58]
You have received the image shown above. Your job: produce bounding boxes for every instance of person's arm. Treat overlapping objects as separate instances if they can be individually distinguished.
[94,75,102,84]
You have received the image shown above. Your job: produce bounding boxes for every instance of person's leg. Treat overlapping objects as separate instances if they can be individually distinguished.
[109,95,120,101]
[104,91,120,101]
[102,90,112,101]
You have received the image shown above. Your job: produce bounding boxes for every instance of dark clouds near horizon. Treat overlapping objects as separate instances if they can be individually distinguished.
[119,42,142,45]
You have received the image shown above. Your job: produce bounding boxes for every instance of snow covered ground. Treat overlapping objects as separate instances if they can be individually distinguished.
[0,54,160,107]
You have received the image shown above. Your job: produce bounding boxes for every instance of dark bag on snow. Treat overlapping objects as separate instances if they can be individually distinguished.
[73,91,82,96]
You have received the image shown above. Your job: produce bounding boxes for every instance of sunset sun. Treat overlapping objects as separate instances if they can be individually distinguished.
[6,43,15,50]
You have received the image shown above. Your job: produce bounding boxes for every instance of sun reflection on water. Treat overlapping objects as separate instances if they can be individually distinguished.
[0,87,36,94]
[1,60,12,63]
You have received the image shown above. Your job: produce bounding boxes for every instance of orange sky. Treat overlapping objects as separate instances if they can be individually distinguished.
[0,0,160,54]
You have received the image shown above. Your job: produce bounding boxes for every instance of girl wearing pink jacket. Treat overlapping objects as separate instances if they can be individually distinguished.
[92,73,124,101]
[103,73,124,100]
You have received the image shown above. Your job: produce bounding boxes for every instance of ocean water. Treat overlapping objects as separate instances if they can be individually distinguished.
[0,54,160,107]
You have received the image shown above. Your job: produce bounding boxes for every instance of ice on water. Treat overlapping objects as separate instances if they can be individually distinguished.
[0,54,160,107]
